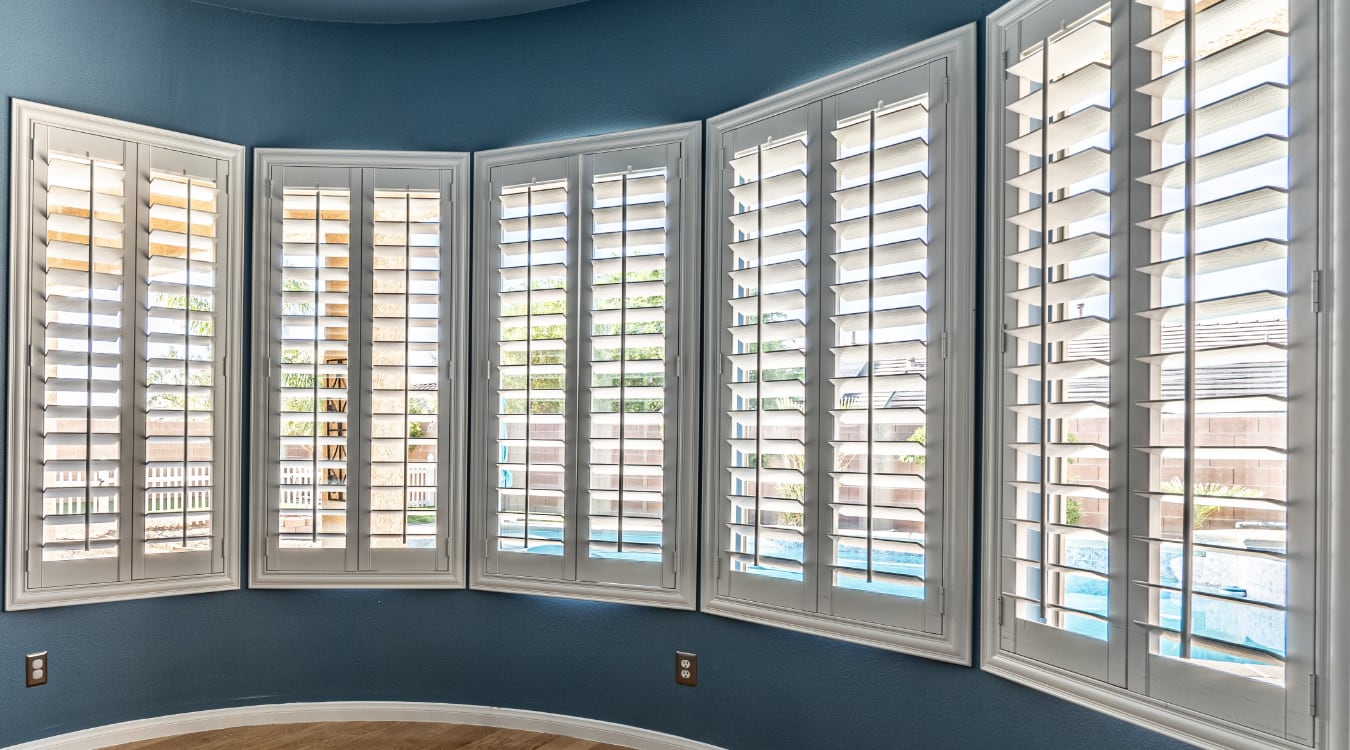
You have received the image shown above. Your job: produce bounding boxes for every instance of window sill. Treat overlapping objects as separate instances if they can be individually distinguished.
[5,571,239,611]
[249,569,466,590]
[982,650,1322,750]
[469,571,696,611]
[701,594,971,665]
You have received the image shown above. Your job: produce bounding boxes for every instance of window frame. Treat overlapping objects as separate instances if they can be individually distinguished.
[467,123,701,610]
[6,99,246,610]
[979,1,1346,749]
[248,148,470,589]
[699,25,978,662]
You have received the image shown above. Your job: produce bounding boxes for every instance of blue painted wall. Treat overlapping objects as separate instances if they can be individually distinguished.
[0,1,1196,748]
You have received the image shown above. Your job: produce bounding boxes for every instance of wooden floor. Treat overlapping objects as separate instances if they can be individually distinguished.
[105,722,634,750]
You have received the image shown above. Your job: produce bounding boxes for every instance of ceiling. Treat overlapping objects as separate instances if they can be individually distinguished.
[191,0,591,23]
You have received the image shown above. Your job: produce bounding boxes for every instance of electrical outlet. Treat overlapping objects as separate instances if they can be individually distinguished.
[675,651,697,687]
[26,652,47,688]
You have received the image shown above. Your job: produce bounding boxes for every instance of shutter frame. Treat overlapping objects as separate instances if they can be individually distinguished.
[248,149,469,589]
[7,99,245,610]
[469,123,701,610]
[701,26,977,662]
[982,0,1329,747]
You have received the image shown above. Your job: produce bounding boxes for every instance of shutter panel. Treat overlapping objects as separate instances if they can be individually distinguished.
[272,166,359,572]
[140,147,228,578]
[997,1,1122,682]
[822,64,948,633]
[717,105,819,612]
[364,168,454,573]
[1131,0,1313,738]
[32,126,133,587]
[579,144,681,588]
[489,158,575,581]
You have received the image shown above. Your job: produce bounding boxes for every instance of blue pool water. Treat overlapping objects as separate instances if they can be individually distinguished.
[498,524,662,562]
[500,524,1282,665]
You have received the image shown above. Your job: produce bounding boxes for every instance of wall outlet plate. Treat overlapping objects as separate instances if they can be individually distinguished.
[26,652,47,687]
[675,651,697,686]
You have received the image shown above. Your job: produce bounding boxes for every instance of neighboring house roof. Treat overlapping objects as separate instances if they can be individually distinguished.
[1067,318,1288,402]
[837,319,1288,409]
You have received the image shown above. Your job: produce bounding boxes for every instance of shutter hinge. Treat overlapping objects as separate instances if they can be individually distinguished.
[941,331,950,360]
[1002,50,1010,79]
[1312,270,1322,313]
[675,354,682,378]
[445,360,454,381]
[673,547,679,575]
[266,177,273,194]
[1309,673,1318,717]
[221,354,228,377]
[485,359,492,381]
[721,147,728,166]
[938,586,946,616]
[715,555,723,579]
[483,538,490,559]
[998,595,1005,626]
[27,343,35,370]
[1001,324,1009,353]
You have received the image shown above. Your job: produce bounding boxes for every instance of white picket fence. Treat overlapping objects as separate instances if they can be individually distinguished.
[279,464,437,509]
[46,467,212,514]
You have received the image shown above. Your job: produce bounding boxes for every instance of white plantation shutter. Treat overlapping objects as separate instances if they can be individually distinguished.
[471,124,699,607]
[824,72,948,633]
[487,158,572,581]
[271,168,357,571]
[704,31,975,657]
[718,110,815,612]
[253,151,467,586]
[31,128,132,588]
[140,151,229,579]
[580,147,682,589]
[367,173,452,570]
[1131,0,1314,738]
[7,101,243,609]
[995,0,1124,683]
[985,0,1321,745]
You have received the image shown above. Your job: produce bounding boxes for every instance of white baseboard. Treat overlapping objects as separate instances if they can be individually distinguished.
[4,701,725,750]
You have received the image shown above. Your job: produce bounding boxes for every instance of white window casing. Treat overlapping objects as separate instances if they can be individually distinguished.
[1327,2,1350,748]
[701,26,977,662]
[6,100,245,609]
[982,1,1341,749]
[250,149,469,588]
[469,123,701,609]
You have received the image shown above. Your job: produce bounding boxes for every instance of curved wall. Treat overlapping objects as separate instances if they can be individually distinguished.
[0,1,1194,748]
